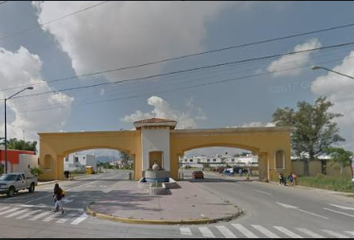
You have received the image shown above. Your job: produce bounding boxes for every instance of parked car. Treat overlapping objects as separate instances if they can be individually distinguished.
[0,172,38,197]
[192,171,204,179]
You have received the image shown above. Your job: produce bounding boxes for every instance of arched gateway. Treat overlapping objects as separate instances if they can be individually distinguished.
[38,118,291,182]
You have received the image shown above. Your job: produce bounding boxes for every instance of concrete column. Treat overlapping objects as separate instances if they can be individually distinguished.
[258,153,268,182]
[56,155,64,180]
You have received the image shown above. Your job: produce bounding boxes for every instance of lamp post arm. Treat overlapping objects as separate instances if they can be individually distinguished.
[320,67,354,81]
[7,88,29,100]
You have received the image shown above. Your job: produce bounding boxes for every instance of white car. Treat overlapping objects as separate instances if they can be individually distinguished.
[0,172,38,197]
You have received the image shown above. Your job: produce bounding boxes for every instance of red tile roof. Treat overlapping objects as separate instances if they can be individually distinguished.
[134,118,177,124]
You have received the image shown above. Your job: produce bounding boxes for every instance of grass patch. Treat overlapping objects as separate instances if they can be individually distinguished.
[297,174,353,193]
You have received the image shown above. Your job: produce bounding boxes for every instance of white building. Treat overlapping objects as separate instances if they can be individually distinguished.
[179,153,258,168]
[64,153,97,172]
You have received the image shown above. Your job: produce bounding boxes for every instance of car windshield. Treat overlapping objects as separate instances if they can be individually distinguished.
[0,174,17,181]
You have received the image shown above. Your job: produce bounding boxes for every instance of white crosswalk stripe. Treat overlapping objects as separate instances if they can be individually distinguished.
[216,226,237,238]
[56,213,77,224]
[199,227,215,238]
[180,227,192,236]
[16,209,41,219]
[274,226,303,238]
[345,231,354,236]
[252,225,280,238]
[296,228,324,238]
[0,206,88,225]
[179,224,352,239]
[71,213,88,225]
[5,209,29,218]
[0,208,20,216]
[43,212,62,222]
[232,224,258,238]
[0,206,10,212]
[28,211,51,221]
[322,230,349,238]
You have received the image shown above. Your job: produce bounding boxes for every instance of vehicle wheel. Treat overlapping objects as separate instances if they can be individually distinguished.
[28,183,35,193]
[7,187,15,197]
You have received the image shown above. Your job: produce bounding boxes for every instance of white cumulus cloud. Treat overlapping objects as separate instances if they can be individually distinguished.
[121,96,206,129]
[311,51,354,150]
[33,1,234,82]
[0,47,74,141]
[267,38,322,77]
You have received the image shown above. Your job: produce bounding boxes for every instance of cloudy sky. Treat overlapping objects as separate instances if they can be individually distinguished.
[0,2,353,157]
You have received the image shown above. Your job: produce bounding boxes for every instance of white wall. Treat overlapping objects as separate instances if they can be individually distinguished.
[64,153,96,171]
[142,127,170,171]
[12,154,38,175]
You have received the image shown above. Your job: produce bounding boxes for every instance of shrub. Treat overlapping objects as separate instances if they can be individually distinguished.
[297,174,352,192]
[30,167,43,177]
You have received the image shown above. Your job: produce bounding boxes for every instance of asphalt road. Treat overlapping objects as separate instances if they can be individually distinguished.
[0,170,353,238]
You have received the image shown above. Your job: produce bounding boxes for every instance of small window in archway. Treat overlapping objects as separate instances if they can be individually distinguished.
[275,150,285,169]
[44,155,52,169]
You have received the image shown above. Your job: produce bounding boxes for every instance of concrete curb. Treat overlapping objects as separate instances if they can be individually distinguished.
[85,202,243,225]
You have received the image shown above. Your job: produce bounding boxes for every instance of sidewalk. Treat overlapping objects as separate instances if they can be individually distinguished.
[87,181,242,224]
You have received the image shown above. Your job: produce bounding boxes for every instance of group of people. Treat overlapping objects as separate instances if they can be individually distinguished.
[278,172,297,186]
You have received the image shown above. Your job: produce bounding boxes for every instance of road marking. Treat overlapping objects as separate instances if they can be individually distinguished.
[232,224,258,238]
[254,190,272,196]
[71,213,88,225]
[16,210,41,219]
[252,225,279,238]
[0,206,10,212]
[323,208,354,218]
[0,208,19,216]
[216,226,236,238]
[43,212,61,222]
[329,204,354,211]
[199,227,215,238]
[276,202,328,219]
[296,208,329,219]
[5,209,29,218]
[24,195,50,204]
[180,227,192,236]
[273,226,302,238]
[345,231,354,236]
[296,228,324,238]
[56,213,77,224]
[29,211,50,221]
[322,230,349,238]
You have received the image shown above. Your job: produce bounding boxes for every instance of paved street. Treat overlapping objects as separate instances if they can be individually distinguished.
[0,170,353,238]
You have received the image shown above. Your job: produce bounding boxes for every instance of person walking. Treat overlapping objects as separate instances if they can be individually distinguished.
[288,173,293,185]
[278,173,283,186]
[292,173,297,186]
[53,183,65,213]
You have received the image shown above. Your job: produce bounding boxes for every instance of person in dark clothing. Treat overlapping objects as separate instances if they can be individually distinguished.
[53,183,65,213]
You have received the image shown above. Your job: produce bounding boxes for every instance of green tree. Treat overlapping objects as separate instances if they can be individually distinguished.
[325,148,353,175]
[4,138,37,153]
[272,97,344,176]
[119,151,133,167]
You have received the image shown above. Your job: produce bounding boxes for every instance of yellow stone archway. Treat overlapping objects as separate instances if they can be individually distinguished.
[38,118,291,182]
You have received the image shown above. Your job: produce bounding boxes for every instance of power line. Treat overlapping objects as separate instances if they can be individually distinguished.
[3,19,354,93]
[5,54,354,116]
[8,40,354,101]
[0,1,110,43]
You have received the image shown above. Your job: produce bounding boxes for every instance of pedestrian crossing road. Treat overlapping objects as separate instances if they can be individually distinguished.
[0,205,88,226]
[179,223,354,238]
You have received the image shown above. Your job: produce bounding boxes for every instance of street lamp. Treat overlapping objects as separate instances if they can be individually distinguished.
[311,65,354,194]
[4,87,33,174]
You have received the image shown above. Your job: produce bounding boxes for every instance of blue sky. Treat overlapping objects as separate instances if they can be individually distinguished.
[0,1,353,157]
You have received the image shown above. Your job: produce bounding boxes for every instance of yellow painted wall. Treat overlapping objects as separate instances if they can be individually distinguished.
[291,160,352,178]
